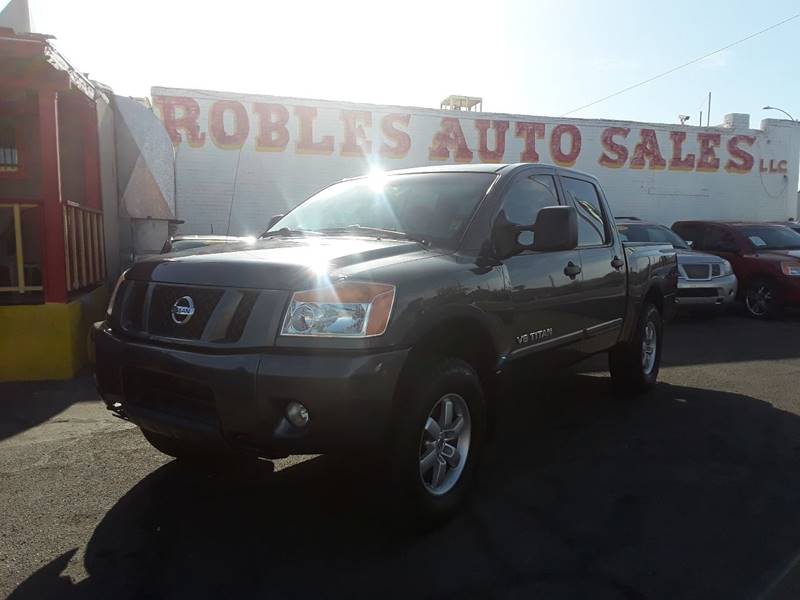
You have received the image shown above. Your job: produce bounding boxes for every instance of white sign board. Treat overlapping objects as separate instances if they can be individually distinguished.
[152,87,800,236]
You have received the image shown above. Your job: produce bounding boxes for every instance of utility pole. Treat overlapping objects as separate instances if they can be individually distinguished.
[707,92,711,126]
[699,110,703,127]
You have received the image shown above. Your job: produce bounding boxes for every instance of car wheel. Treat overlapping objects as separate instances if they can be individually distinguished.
[609,302,662,395]
[744,280,780,319]
[390,358,486,524]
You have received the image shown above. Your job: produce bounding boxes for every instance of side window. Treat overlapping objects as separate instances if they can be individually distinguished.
[674,224,704,248]
[703,227,738,252]
[562,177,608,247]
[499,174,559,227]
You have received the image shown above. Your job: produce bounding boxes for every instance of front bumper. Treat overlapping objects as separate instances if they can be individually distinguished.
[675,274,738,307]
[93,323,409,457]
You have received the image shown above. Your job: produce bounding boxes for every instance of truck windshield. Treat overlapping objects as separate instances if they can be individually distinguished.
[617,223,690,249]
[735,226,800,250]
[267,172,496,248]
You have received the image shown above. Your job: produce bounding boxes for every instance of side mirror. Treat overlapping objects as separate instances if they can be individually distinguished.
[267,214,284,229]
[493,205,578,258]
[532,206,578,252]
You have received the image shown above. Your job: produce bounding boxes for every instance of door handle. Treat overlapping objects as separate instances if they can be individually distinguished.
[563,261,582,279]
[611,256,625,269]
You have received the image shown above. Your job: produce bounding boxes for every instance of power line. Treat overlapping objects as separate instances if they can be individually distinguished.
[561,12,800,117]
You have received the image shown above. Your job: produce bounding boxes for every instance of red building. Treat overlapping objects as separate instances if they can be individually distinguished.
[0,24,110,380]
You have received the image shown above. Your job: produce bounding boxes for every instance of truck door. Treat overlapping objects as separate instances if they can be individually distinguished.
[497,169,585,366]
[560,175,626,350]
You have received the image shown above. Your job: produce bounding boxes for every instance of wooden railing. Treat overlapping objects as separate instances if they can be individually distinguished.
[0,203,42,294]
[63,201,105,292]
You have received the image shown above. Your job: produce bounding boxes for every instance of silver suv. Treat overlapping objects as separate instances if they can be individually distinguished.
[616,218,737,310]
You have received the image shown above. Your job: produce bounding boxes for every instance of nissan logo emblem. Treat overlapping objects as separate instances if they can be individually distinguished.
[171,296,195,325]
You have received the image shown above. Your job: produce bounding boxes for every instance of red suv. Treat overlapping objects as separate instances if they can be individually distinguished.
[671,221,800,318]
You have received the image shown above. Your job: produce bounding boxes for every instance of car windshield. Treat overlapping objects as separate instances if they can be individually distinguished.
[735,226,800,250]
[169,240,219,252]
[616,223,690,249]
[267,172,496,249]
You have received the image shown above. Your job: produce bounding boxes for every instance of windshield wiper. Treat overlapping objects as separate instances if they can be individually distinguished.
[259,227,319,239]
[319,225,430,246]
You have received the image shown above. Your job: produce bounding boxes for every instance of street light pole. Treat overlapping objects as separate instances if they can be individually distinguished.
[763,105,797,121]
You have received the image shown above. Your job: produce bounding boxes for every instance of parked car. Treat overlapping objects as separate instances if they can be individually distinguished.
[95,164,676,520]
[672,221,800,318]
[773,220,800,235]
[615,218,737,311]
[161,234,254,254]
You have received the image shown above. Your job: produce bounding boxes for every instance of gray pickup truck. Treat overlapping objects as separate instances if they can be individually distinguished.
[94,163,676,520]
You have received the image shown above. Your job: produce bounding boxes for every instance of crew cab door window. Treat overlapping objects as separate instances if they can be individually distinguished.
[498,171,584,365]
[561,177,609,247]
[703,227,740,253]
[499,174,560,245]
[672,224,705,249]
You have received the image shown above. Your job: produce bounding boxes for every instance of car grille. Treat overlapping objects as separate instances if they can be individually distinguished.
[122,368,218,427]
[148,285,224,339]
[678,288,719,298]
[116,282,259,343]
[682,264,711,279]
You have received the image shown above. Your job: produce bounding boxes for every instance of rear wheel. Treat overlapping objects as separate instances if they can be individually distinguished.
[390,358,486,523]
[609,303,662,395]
[744,280,780,319]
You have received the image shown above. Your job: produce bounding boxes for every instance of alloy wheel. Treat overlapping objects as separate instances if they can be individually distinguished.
[641,320,657,375]
[418,393,472,496]
[745,285,773,317]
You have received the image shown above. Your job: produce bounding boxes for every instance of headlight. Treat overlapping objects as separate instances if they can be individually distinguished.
[281,282,396,337]
[781,262,800,277]
[106,271,128,317]
[719,259,733,276]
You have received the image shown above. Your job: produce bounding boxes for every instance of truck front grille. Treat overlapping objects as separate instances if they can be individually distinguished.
[122,368,218,426]
[116,282,259,343]
[148,285,224,340]
[682,264,711,279]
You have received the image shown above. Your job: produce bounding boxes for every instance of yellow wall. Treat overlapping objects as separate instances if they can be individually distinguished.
[0,286,108,381]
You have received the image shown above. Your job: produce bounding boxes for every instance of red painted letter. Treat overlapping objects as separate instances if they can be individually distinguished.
[294,106,334,155]
[253,103,290,152]
[598,127,630,168]
[549,124,581,167]
[668,131,695,170]
[379,114,411,159]
[209,100,249,150]
[152,95,206,147]
[696,133,721,172]
[724,135,755,174]
[630,129,666,170]
[475,120,508,163]
[515,122,545,162]
[340,110,372,157]
[429,118,473,162]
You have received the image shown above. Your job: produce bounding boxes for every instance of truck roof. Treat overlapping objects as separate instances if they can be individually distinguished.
[354,163,601,182]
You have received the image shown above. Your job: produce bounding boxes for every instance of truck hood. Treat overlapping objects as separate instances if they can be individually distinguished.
[747,249,800,261]
[674,248,727,264]
[126,236,434,290]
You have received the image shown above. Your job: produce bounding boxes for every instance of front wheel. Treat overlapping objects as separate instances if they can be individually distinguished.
[609,303,662,395]
[390,358,486,523]
[744,280,780,319]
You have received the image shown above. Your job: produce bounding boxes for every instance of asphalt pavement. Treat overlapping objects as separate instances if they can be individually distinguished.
[2,311,800,599]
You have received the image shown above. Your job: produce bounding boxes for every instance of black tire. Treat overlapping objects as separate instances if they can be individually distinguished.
[609,303,662,395]
[744,279,781,319]
[390,358,486,524]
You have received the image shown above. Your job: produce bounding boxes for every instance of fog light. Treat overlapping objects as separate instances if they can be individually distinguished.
[286,401,309,427]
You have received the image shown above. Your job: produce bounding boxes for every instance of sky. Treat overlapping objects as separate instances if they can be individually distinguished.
[9,0,800,126]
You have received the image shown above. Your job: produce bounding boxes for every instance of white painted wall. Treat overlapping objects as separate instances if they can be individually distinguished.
[151,87,800,236]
